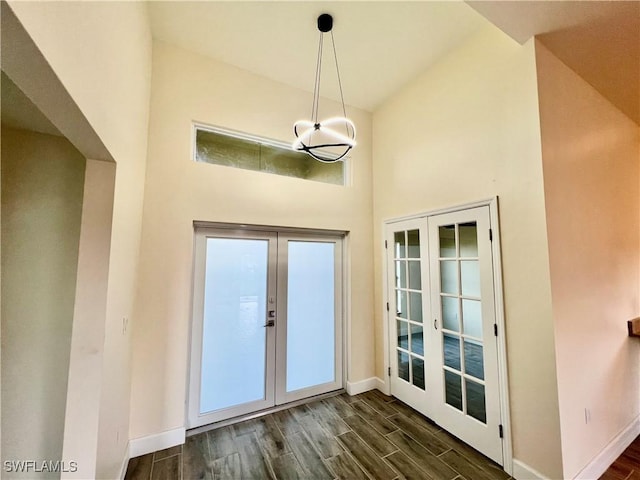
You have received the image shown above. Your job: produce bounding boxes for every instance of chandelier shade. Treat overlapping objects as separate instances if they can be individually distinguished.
[292,14,356,163]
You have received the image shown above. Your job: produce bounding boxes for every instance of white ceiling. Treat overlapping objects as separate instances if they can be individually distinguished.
[148,1,488,112]
[150,1,640,124]
[4,1,637,138]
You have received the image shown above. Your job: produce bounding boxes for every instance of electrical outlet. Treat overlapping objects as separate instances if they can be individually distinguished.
[122,317,129,335]
[584,408,591,424]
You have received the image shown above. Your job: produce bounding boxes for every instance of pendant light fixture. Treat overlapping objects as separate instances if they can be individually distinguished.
[293,13,356,163]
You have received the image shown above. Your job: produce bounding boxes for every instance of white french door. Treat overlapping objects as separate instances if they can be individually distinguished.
[386,206,503,465]
[387,219,432,414]
[188,228,343,428]
[428,207,502,464]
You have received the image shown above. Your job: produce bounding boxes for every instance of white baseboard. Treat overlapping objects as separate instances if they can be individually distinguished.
[346,377,381,395]
[129,427,186,458]
[512,459,550,480]
[375,377,390,395]
[574,416,640,480]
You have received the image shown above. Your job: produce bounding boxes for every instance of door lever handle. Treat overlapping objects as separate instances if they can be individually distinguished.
[263,319,275,328]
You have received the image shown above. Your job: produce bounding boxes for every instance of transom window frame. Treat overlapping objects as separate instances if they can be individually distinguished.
[191,122,350,186]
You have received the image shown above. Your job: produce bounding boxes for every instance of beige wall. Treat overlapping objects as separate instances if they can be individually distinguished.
[372,26,563,478]
[6,2,153,477]
[129,41,374,442]
[62,159,116,480]
[1,127,85,478]
[536,42,640,479]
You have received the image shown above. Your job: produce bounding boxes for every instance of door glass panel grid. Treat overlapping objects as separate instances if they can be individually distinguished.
[395,287,423,321]
[438,223,481,297]
[442,348,484,384]
[393,228,425,391]
[395,230,421,260]
[394,230,423,323]
[395,309,426,390]
[438,220,486,424]
[395,337,426,391]
[440,295,484,377]
[441,294,486,421]
[443,364,487,423]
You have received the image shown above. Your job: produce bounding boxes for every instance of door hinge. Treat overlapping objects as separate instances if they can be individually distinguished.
[388,367,391,377]
[489,228,493,242]
[499,424,503,438]
[494,324,498,336]
[386,302,390,312]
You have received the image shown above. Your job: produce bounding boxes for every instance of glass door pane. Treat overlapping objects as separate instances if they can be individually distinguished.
[276,235,343,404]
[436,221,487,421]
[392,229,426,392]
[200,238,270,413]
[286,241,335,392]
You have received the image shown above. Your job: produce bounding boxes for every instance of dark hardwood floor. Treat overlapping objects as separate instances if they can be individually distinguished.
[600,435,640,480]
[125,390,512,480]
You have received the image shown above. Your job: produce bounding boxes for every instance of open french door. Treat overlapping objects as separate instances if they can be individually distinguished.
[386,206,503,465]
[188,227,343,428]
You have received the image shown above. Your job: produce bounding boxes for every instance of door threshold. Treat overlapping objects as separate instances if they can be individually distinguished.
[186,389,345,437]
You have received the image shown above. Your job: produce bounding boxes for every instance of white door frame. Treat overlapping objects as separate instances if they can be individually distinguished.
[381,197,513,476]
[187,223,347,429]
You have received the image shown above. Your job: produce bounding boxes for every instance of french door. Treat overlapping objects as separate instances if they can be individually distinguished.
[388,218,431,414]
[188,227,343,428]
[386,206,503,464]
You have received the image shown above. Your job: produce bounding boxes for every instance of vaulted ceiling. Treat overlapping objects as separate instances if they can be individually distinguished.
[148,1,487,113]
[149,1,639,124]
[4,1,638,134]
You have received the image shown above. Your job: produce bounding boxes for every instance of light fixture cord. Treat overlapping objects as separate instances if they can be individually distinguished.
[330,30,352,138]
[311,31,324,124]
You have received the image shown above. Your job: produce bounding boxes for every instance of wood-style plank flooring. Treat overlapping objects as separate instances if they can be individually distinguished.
[125,390,510,480]
[125,390,512,480]
[600,435,640,480]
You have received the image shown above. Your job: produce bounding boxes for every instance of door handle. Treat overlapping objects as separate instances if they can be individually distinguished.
[434,318,438,330]
[264,310,276,327]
